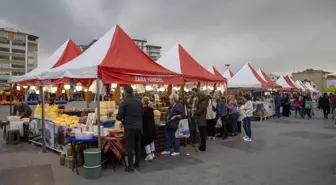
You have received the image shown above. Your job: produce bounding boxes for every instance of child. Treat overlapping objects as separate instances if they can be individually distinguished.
[305,96,313,119]
[294,97,301,117]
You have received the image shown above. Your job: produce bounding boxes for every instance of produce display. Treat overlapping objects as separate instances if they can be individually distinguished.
[34,104,59,120]
[95,101,115,122]
[52,114,79,127]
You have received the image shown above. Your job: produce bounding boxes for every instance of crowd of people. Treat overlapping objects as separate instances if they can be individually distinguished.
[11,86,336,173]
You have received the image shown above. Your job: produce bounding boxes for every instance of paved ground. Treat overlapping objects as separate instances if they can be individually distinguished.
[0,104,336,185]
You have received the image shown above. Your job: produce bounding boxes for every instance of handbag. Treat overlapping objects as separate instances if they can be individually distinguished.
[175,119,190,138]
[166,118,179,130]
[210,98,216,112]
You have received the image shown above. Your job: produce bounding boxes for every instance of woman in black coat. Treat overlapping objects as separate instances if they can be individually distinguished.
[141,97,156,161]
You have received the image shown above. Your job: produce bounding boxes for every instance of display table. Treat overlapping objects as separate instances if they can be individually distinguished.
[29,118,74,153]
[67,137,98,175]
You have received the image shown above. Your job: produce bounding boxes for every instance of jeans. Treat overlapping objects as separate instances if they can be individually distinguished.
[220,116,228,137]
[229,113,239,134]
[198,126,207,151]
[306,109,311,118]
[206,119,216,137]
[190,118,200,145]
[164,129,180,152]
[295,108,300,117]
[275,104,281,117]
[243,117,252,138]
[124,129,142,167]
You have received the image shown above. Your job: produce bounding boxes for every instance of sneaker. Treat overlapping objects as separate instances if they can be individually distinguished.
[195,147,200,152]
[161,151,170,155]
[171,152,180,157]
[212,137,216,141]
[244,138,252,142]
[151,153,155,159]
[242,136,248,140]
[125,166,134,172]
[145,154,153,161]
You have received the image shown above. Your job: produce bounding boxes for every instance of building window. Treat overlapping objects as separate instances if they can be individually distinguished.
[12,49,25,54]
[0,40,9,44]
[11,64,25,68]
[12,72,25,76]
[12,41,25,47]
[12,56,25,61]
[0,47,9,52]
[0,64,10,68]
[14,33,25,41]
[0,71,10,76]
[0,55,10,60]
[0,79,8,83]
[0,31,8,39]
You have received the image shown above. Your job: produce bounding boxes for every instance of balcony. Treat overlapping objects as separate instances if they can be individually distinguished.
[0,43,9,48]
[12,44,26,50]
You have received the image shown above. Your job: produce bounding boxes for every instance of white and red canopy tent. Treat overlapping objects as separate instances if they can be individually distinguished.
[285,75,300,89]
[296,80,308,91]
[304,82,319,93]
[11,40,82,85]
[39,25,183,85]
[156,44,223,83]
[256,69,282,89]
[207,65,227,84]
[222,69,234,81]
[295,80,307,91]
[228,63,274,88]
[275,76,296,91]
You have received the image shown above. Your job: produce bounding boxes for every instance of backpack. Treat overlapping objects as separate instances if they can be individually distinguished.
[305,100,312,109]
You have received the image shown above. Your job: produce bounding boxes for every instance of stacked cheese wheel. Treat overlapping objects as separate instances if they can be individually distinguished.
[96,101,116,122]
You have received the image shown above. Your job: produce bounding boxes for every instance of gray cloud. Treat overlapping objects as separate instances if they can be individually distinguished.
[1,0,335,74]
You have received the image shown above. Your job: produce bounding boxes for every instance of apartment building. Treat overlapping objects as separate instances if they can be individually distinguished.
[0,28,38,90]
[146,45,162,61]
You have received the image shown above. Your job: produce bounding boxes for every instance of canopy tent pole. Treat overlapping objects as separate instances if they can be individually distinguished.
[96,78,101,148]
[9,83,13,115]
[40,86,46,153]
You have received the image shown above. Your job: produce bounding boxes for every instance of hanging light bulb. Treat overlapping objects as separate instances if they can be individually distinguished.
[51,87,57,92]
[84,88,87,92]
[145,85,152,91]
[43,87,47,91]
[16,86,21,90]
[121,89,124,93]
[184,88,189,92]
[159,87,165,92]
[74,89,77,93]
[111,83,117,88]
[64,84,71,90]
[75,82,82,91]
[30,86,36,90]
[61,90,65,93]
[36,90,40,94]
[131,85,136,89]
[23,86,28,89]
[174,86,180,91]
[202,86,206,91]
[217,87,221,91]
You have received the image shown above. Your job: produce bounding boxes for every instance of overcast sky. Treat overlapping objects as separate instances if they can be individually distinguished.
[1,0,335,75]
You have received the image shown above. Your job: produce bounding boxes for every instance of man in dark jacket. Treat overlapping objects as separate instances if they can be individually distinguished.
[194,92,209,151]
[319,93,330,119]
[13,101,32,118]
[117,86,143,172]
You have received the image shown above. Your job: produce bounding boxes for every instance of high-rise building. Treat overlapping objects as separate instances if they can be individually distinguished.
[0,28,39,90]
[78,38,161,61]
[146,45,162,61]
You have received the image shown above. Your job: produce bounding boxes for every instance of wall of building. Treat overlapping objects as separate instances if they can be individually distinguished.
[291,71,325,92]
[0,28,38,90]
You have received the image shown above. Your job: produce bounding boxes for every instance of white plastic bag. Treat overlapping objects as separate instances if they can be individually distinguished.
[175,119,190,138]
[215,118,222,128]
